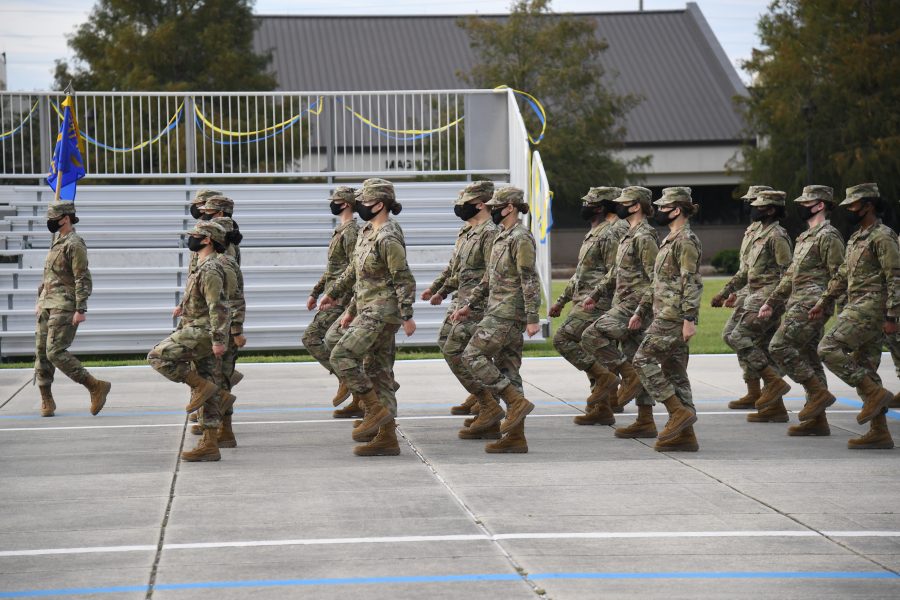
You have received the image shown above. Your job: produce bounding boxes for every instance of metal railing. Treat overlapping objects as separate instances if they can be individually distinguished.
[0,90,510,181]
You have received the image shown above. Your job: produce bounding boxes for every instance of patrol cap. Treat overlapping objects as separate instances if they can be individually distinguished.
[202,195,234,214]
[187,221,226,244]
[358,178,395,203]
[654,186,693,207]
[613,186,654,215]
[192,188,221,207]
[740,185,773,201]
[750,190,787,207]
[456,180,495,206]
[794,185,834,205]
[329,186,356,206]
[840,183,880,206]
[46,202,76,220]
[581,186,622,206]
[485,185,526,207]
[211,216,234,233]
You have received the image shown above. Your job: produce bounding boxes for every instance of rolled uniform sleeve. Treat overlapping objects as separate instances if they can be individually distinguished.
[382,237,416,321]
[69,240,92,311]
[515,234,541,324]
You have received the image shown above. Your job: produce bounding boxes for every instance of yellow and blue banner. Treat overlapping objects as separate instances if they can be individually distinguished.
[47,95,86,201]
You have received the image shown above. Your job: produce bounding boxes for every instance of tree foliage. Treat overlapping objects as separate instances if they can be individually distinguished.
[54,0,275,91]
[458,0,645,207]
[739,0,900,207]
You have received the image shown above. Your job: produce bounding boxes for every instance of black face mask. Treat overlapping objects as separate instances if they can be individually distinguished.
[454,203,480,222]
[797,203,820,222]
[491,207,508,225]
[653,208,677,226]
[750,206,770,222]
[199,213,214,221]
[614,203,633,220]
[330,201,345,216]
[845,206,866,225]
[190,205,202,219]
[186,236,207,252]
[46,218,62,233]
[357,202,382,222]
[580,206,600,222]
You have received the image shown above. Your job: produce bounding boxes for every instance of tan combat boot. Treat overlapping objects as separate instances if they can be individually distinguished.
[83,374,111,416]
[485,419,528,453]
[39,385,55,417]
[181,429,221,462]
[584,363,619,409]
[498,385,535,434]
[615,362,643,408]
[183,371,218,413]
[229,370,244,388]
[890,392,900,409]
[654,425,699,452]
[354,420,401,456]
[788,413,830,437]
[468,391,505,434]
[573,398,615,426]
[218,413,237,448]
[331,380,351,407]
[450,393,478,416]
[856,376,894,425]
[847,413,894,449]
[218,389,237,415]
[188,412,199,423]
[728,378,760,409]
[458,421,501,440]
[657,395,697,442]
[746,397,789,422]
[333,394,364,419]
[614,404,657,438]
[797,377,836,421]
[351,389,392,441]
[755,366,791,410]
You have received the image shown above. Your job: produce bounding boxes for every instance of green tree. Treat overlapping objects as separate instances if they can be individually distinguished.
[458,0,646,207]
[54,0,275,91]
[739,0,900,211]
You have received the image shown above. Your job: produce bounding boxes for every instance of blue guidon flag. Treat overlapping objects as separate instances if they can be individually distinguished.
[47,95,86,201]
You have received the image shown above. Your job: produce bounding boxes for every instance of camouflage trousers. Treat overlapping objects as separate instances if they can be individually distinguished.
[35,308,89,386]
[633,318,693,408]
[461,315,524,395]
[580,303,653,406]
[436,300,460,353]
[441,309,484,394]
[220,333,240,417]
[818,301,885,388]
[552,304,604,372]
[329,313,400,416]
[725,290,784,379]
[147,326,223,429]
[886,331,900,380]
[768,300,827,386]
[302,305,345,372]
[721,292,781,380]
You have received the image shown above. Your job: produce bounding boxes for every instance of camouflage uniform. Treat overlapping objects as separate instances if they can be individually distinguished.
[303,187,359,372]
[210,217,246,401]
[552,187,629,373]
[148,222,230,430]
[327,181,416,418]
[766,187,844,390]
[581,187,659,407]
[720,192,793,380]
[35,203,93,387]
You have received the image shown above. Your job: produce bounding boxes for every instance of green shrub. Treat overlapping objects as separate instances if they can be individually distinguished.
[711,248,740,274]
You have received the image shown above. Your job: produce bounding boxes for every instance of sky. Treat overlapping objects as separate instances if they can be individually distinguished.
[0,0,770,91]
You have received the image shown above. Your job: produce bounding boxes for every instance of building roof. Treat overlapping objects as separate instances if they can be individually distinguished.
[254,3,748,145]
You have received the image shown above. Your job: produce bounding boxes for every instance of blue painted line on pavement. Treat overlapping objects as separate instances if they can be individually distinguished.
[1,571,897,597]
[835,397,900,420]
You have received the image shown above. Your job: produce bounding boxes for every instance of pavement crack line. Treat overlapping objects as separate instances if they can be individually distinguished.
[395,423,551,599]
[145,415,189,599]
[0,376,36,411]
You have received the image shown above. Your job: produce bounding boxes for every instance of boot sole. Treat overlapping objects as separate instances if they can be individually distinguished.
[450,407,474,415]
[857,390,894,425]
[754,381,791,410]
[485,446,528,454]
[848,442,895,449]
[727,402,756,410]
[573,417,615,426]
[332,410,364,419]
[788,429,830,437]
[614,429,658,439]
[746,414,789,423]
[90,382,111,416]
[332,392,351,407]
[654,443,699,452]
[499,401,534,434]
[657,413,698,442]
[180,453,221,462]
[353,447,401,456]
[458,430,502,440]
[217,440,237,448]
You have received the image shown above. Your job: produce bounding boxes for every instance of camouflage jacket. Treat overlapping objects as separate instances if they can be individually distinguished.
[733,221,762,301]
[432,219,498,309]
[556,217,629,307]
[590,218,659,311]
[188,243,239,276]
[467,222,541,324]
[430,223,470,297]
[179,254,230,345]
[821,219,900,317]
[766,221,844,310]
[38,231,92,312]
[311,219,359,305]
[327,219,416,325]
[637,223,703,323]
[720,220,792,296]
[216,253,246,336]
